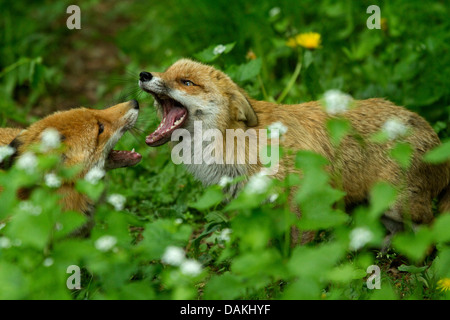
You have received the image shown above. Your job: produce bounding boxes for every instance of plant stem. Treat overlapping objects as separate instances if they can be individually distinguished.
[276,52,303,104]
[258,74,269,101]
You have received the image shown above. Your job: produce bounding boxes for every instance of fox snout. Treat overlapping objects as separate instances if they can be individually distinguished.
[138,59,258,147]
[139,71,153,82]
[0,100,142,174]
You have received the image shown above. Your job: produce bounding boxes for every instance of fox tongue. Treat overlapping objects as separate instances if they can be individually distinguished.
[146,105,187,147]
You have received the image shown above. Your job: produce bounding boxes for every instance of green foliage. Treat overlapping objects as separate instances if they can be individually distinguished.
[1,0,450,300]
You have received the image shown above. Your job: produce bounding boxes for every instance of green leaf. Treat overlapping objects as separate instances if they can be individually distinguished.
[0,262,28,299]
[189,186,223,211]
[423,141,450,164]
[75,180,105,202]
[288,242,345,279]
[432,214,450,243]
[194,42,235,62]
[139,219,192,260]
[326,118,351,146]
[327,264,367,283]
[369,182,398,219]
[390,142,413,169]
[398,264,428,274]
[229,58,262,82]
[392,228,434,262]
[203,273,246,300]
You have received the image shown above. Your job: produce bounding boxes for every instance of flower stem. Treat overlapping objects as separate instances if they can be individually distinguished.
[276,52,303,104]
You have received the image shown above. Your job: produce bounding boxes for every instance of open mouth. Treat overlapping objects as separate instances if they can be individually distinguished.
[105,106,142,170]
[144,94,188,147]
[105,148,142,170]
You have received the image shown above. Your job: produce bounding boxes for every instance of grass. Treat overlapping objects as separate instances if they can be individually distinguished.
[0,0,449,300]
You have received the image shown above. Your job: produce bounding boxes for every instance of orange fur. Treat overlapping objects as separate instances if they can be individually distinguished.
[0,101,141,235]
[140,59,450,229]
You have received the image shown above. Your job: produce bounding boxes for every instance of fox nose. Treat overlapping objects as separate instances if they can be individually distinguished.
[130,99,139,110]
[139,71,153,82]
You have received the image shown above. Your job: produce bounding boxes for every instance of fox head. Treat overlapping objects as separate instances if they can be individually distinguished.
[1,100,142,177]
[138,59,258,147]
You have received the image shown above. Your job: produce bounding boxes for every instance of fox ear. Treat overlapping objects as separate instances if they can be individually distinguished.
[0,136,23,170]
[232,90,258,127]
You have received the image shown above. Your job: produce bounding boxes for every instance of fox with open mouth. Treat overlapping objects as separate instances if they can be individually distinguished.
[139,58,450,242]
[0,100,142,235]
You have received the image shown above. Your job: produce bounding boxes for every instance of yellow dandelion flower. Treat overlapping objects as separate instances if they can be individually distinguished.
[437,278,450,292]
[286,32,321,49]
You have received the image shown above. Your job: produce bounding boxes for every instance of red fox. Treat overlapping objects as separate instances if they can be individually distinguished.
[138,58,450,240]
[0,100,141,234]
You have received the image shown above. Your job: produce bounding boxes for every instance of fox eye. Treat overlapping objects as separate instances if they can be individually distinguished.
[98,122,104,135]
[181,79,195,86]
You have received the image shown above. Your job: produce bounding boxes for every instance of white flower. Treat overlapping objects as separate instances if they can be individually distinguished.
[84,166,105,184]
[0,237,11,249]
[107,194,126,211]
[19,201,42,216]
[41,128,61,151]
[43,257,54,267]
[267,121,288,139]
[95,235,117,252]
[268,193,279,203]
[213,44,226,55]
[180,259,202,277]
[161,246,185,266]
[45,173,62,188]
[245,170,272,194]
[16,152,37,173]
[382,118,408,140]
[175,218,183,225]
[269,7,281,17]
[218,175,233,188]
[323,89,353,115]
[349,227,374,250]
[0,145,15,162]
[218,228,232,242]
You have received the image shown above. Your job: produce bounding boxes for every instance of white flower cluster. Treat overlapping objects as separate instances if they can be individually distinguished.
[268,193,279,203]
[84,166,105,184]
[323,89,353,115]
[19,201,42,216]
[180,259,203,277]
[269,7,281,17]
[16,152,38,174]
[0,237,21,248]
[43,257,54,267]
[41,128,61,151]
[267,121,288,139]
[161,246,202,277]
[218,175,233,188]
[218,228,232,242]
[382,118,408,140]
[213,44,226,55]
[107,194,126,211]
[95,235,117,252]
[0,237,11,249]
[245,169,272,194]
[45,173,62,188]
[0,145,15,162]
[162,246,185,266]
[349,227,374,250]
